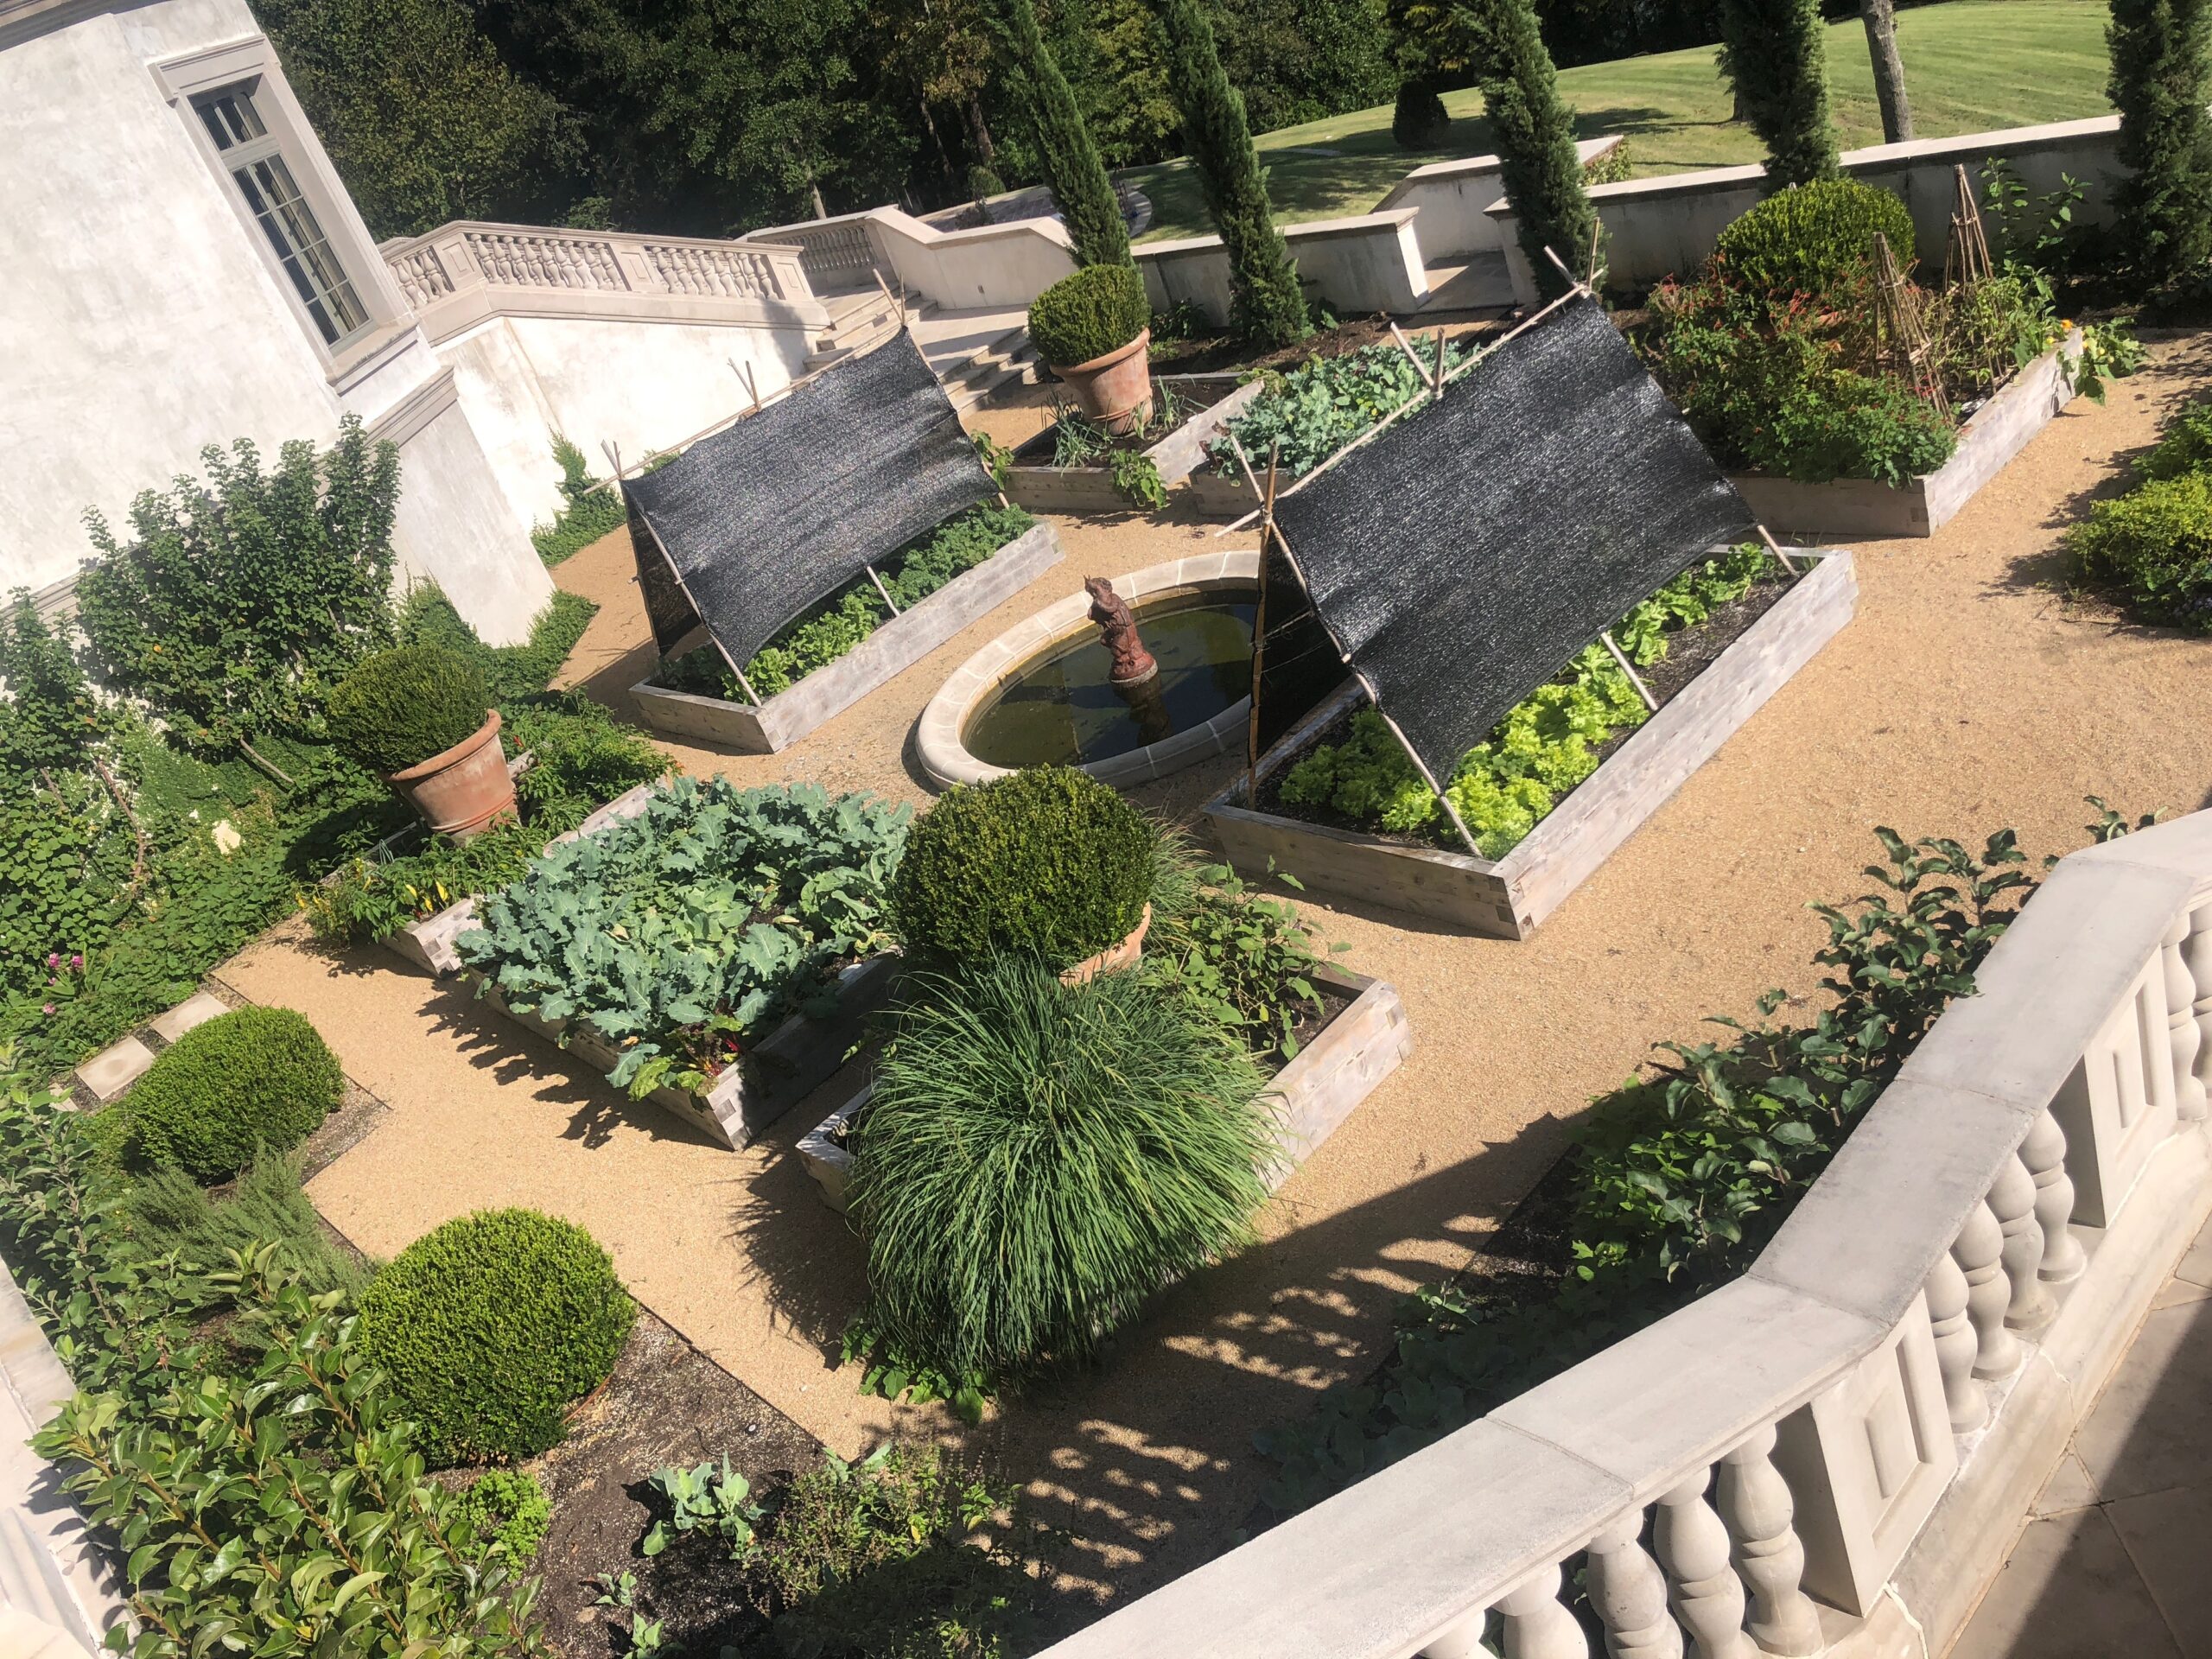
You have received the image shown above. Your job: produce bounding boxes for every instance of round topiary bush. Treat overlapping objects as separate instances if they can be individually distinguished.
[327,645,490,775]
[891,766,1153,966]
[461,1468,552,1564]
[128,1007,342,1181]
[359,1208,634,1465]
[1027,264,1151,368]
[1392,81,1450,149]
[1711,177,1917,301]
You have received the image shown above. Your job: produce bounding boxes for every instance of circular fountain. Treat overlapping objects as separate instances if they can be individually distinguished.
[916,552,1263,789]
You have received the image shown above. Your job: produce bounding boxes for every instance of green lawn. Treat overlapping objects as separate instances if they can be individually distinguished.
[1122,0,2113,244]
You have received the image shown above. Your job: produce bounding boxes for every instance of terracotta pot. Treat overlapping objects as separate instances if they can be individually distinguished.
[1051,329,1154,435]
[1061,903,1152,986]
[387,710,516,845]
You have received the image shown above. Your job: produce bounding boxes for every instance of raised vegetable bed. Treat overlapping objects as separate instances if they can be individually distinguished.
[1205,549,1858,938]
[631,519,1065,753]
[1729,333,2082,541]
[1001,374,1264,513]
[797,962,1411,1211]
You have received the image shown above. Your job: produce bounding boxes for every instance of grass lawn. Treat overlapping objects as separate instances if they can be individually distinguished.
[1122,0,2113,244]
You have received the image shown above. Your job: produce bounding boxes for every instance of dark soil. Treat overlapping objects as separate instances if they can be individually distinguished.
[524,1310,822,1658]
[1252,569,1792,853]
[1007,374,1241,469]
[1142,312,1503,378]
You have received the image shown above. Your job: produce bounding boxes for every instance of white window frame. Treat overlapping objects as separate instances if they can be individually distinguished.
[154,38,410,380]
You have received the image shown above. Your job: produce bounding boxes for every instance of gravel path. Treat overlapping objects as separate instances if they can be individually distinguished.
[219,333,2212,1620]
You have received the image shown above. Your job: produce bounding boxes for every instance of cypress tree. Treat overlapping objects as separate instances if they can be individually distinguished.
[2108,0,2212,286]
[1149,0,1310,346]
[1719,0,1840,188]
[1462,0,1595,300]
[1000,0,1132,267]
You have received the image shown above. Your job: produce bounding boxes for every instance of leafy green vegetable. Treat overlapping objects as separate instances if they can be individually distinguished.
[1209,341,1470,480]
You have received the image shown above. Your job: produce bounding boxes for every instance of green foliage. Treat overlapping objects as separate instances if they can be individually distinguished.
[358,1206,633,1465]
[643,1458,760,1558]
[1211,340,1467,479]
[0,593,109,778]
[1142,862,1344,1058]
[1711,178,1916,299]
[2135,396,2212,483]
[1001,0,1133,266]
[2108,0,2212,286]
[0,785,130,992]
[750,1444,1050,1659]
[125,1007,343,1182]
[75,416,399,763]
[464,1469,552,1566]
[1256,826,2034,1513]
[122,1149,373,1303]
[891,766,1152,966]
[2076,319,2151,399]
[1150,0,1310,346]
[327,645,493,775]
[851,957,1273,1380]
[972,429,1015,492]
[1461,0,1595,298]
[1110,449,1169,507]
[460,778,907,1097]
[531,434,631,568]
[2064,470,2212,631]
[1391,79,1448,148]
[1027,262,1151,365]
[1582,137,1634,186]
[1717,0,1838,187]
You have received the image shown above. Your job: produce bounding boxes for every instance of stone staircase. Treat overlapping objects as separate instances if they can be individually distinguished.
[806,290,1037,412]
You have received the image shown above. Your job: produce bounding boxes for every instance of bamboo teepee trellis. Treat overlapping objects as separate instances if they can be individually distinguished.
[1871,230,1949,420]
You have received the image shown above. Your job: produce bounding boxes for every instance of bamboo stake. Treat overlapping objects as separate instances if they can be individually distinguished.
[1388,322,1435,388]
[864,563,901,615]
[602,439,623,480]
[1359,672,1486,864]
[1756,524,1801,576]
[732,358,762,413]
[1246,440,1281,798]
[1433,327,1447,402]
[1599,631,1659,711]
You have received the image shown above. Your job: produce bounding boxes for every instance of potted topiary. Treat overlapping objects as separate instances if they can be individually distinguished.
[1027,264,1154,435]
[327,645,516,842]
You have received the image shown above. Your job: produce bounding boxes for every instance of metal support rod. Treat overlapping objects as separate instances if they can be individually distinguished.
[1599,631,1660,711]
[864,563,901,615]
[1246,440,1281,798]
[1756,523,1802,576]
[1388,322,1435,388]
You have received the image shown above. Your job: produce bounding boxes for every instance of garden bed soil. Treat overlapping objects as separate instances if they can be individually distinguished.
[796,963,1410,1213]
[1205,549,1859,938]
[628,520,1066,755]
[1002,374,1266,513]
[520,1308,823,1658]
[1728,331,2082,541]
[1143,312,1497,379]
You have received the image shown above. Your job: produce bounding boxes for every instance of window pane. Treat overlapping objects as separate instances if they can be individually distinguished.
[193,83,265,151]
[230,152,368,346]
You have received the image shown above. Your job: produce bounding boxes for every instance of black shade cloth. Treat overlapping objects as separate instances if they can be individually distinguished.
[1270,296,1757,787]
[625,334,995,665]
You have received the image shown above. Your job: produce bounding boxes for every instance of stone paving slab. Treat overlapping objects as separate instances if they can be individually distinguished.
[148,990,228,1045]
[72,1037,152,1104]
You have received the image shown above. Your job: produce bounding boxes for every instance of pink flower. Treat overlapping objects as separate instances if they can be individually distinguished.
[41,1004,54,1016]
[45,953,59,969]
[69,954,82,969]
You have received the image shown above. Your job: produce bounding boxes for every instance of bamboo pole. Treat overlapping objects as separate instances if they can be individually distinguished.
[1360,671,1487,864]
[1246,441,1281,798]
[1599,631,1659,711]
[1388,322,1435,388]
[1756,524,1801,577]
[864,563,902,615]
[1433,327,1447,402]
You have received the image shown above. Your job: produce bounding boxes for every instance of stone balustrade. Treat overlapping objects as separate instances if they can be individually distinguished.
[380,221,828,344]
[1038,810,2212,1659]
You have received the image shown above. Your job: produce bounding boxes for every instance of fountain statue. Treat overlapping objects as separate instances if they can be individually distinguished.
[1084,577,1160,687]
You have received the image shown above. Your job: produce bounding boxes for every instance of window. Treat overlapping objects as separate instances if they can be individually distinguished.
[191,79,369,348]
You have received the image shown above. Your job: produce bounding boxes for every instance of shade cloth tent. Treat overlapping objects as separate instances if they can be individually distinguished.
[625,333,998,676]
[1265,295,1760,793]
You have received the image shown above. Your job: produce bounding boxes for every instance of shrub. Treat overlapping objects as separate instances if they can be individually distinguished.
[1392,80,1449,148]
[531,434,628,568]
[999,0,1129,269]
[463,1469,552,1564]
[1717,0,1839,188]
[2136,397,2212,482]
[397,582,600,703]
[124,1148,371,1300]
[891,766,1152,966]
[2109,0,2212,285]
[1027,264,1151,367]
[1463,0,1596,300]
[1712,177,1916,300]
[327,645,490,774]
[850,957,1273,1379]
[127,1007,342,1181]
[2064,470,2212,631]
[358,1207,634,1464]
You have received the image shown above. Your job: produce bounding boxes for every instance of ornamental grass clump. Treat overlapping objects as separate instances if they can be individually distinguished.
[850,957,1274,1380]
[1027,264,1151,367]
[125,1006,342,1181]
[891,766,1152,966]
[358,1206,633,1464]
[326,644,490,773]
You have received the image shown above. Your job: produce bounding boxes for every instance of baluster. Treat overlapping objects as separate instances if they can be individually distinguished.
[1925,1250,1985,1431]
[1654,1470,1751,1659]
[554,239,586,287]
[2184,900,2212,1115]
[391,257,422,308]
[1988,1150,2053,1331]
[2021,1105,2086,1283]
[1497,1563,1592,1659]
[684,249,709,294]
[1587,1510,1681,1658]
[1718,1425,1824,1656]
[1420,1610,1491,1659]
[1952,1197,2021,1380]
[2173,911,2210,1122]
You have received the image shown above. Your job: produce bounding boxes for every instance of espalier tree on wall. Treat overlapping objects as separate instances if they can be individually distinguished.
[998,0,1132,266]
[2107,0,2212,286]
[1148,0,1310,345]
[1719,0,1840,188]
[1461,0,1597,297]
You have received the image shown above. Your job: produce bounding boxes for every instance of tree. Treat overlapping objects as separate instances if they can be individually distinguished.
[2108,0,2212,285]
[257,0,565,239]
[1859,0,1913,144]
[997,0,1133,264]
[1460,0,1594,299]
[1148,0,1308,344]
[1718,0,1839,188]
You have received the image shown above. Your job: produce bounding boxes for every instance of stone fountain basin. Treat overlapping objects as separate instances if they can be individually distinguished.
[913,550,1259,791]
